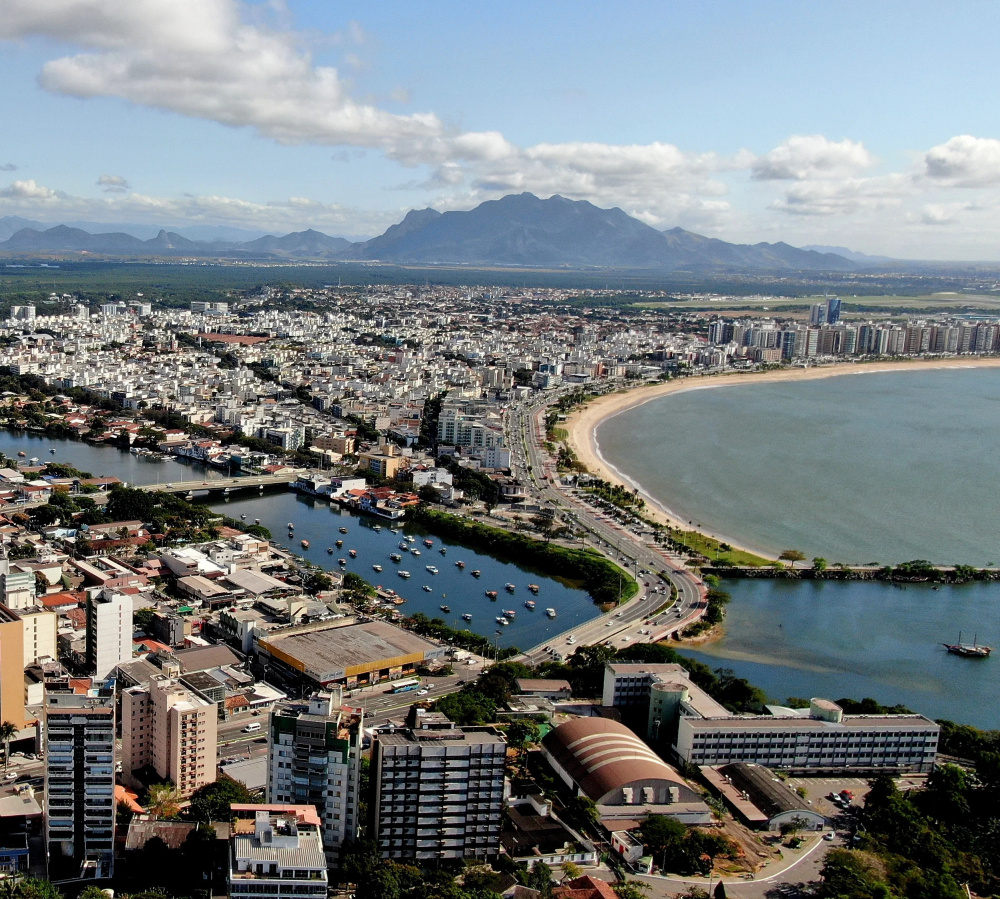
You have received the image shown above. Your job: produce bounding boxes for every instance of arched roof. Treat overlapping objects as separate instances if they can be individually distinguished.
[542,717,688,802]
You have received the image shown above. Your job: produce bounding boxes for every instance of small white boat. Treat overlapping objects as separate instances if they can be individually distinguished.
[462,613,473,621]
[546,608,557,618]
[398,570,411,578]
[373,525,382,532]
[423,585,432,592]
[525,600,536,610]
[390,553,402,562]
[411,549,421,557]
[496,617,509,626]
[426,565,438,574]
[405,535,415,543]
[373,564,383,573]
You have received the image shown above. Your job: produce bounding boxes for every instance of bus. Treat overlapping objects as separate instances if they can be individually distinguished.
[389,677,421,694]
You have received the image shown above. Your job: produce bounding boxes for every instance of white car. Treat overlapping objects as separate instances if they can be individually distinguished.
[417,689,429,696]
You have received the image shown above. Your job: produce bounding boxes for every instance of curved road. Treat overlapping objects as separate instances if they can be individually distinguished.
[507,391,707,664]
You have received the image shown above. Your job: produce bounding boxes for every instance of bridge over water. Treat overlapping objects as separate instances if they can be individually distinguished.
[136,473,302,496]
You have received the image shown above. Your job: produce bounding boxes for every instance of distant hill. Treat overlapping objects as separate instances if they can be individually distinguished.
[344,193,855,271]
[0,195,860,271]
[801,244,895,265]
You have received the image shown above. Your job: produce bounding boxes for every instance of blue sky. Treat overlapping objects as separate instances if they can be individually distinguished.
[2,1,1000,256]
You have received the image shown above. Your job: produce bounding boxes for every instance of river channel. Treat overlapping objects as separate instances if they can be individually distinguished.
[5,430,598,650]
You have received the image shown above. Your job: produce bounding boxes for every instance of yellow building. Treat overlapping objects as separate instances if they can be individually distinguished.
[0,605,25,729]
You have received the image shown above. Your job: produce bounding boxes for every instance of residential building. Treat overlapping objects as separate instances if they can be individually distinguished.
[0,547,36,611]
[20,607,58,665]
[371,718,506,861]
[266,690,363,866]
[229,808,327,899]
[86,589,133,679]
[0,605,25,729]
[44,690,116,879]
[121,675,218,797]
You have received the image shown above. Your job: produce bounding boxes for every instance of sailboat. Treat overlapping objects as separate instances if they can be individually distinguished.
[943,632,993,658]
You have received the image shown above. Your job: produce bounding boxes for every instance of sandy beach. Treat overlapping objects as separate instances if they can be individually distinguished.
[564,358,1000,559]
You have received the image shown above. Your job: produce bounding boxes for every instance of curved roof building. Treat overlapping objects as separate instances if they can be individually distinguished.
[541,718,707,820]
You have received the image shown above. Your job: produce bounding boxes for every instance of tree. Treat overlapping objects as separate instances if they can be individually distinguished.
[713,883,727,899]
[560,861,583,882]
[302,569,334,595]
[14,881,62,899]
[0,721,17,769]
[779,549,806,569]
[812,557,828,571]
[612,883,650,899]
[78,888,110,899]
[561,796,599,833]
[525,861,553,898]
[147,782,182,819]
[506,719,540,752]
[134,607,157,632]
[187,774,253,822]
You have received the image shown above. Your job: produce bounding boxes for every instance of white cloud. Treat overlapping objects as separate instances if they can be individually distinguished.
[0,163,16,172]
[97,173,130,193]
[769,174,910,217]
[752,135,875,181]
[923,135,1000,187]
[0,179,58,199]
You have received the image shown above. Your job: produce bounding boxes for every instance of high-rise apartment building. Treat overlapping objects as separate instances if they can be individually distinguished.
[121,675,218,797]
[266,691,363,867]
[0,605,25,730]
[44,690,116,879]
[229,809,327,899]
[86,589,133,679]
[370,717,506,861]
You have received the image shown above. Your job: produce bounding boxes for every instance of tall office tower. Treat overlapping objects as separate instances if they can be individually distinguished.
[44,689,116,879]
[86,589,133,679]
[121,675,218,797]
[809,302,828,325]
[826,296,842,325]
[370,716,506,861]
[266,691,363,867]
[0,604,25,729]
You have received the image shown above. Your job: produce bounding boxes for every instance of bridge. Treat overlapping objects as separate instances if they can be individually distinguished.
[137,473,302,496]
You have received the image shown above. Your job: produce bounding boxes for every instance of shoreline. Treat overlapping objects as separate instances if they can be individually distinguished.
[564,357,1000,562]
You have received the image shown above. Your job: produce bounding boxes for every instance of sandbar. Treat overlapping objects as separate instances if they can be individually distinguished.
[563,357,1000,560]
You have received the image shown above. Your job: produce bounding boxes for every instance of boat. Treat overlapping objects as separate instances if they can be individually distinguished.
[440,604,450,612]
[504,583,516,593]
[405,535,415,543]
[462,613,473,621]
[546,608,557,618]
[496,617,509,626]
[349,549,357,557]
[456,561,466,569]
[49,448,56,454]
[424,586,433,593]
[373,525,382,532]
[327,547,334,554]
[528,584,540,594]
[255,518,260,525]
[411,550,421,557]
[339,527,348,534]
[502,609,516,619]
[373,564,383,573]
[486,590,498,599]
[439,547,447,555]
[398,570,411,578]
[28,457,38,464]
[471,570,481,578]
[525,600,536,610]
[399,541,409,550]
[390,528,399,534]
[943,633,993,658]
[426,565,438,574]
[287,522,294,530]
[338,558,347,566]
[336,540,343,548]
[300,540,310,549]
[16,452,24,457]
[240,513,247,520]
[424,539,434,547]
[390,553,402,562]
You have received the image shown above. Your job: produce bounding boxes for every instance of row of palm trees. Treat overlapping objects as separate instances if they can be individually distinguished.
[0,720,17,769]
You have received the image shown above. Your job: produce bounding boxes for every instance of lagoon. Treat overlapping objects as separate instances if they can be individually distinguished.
[681,578,1000,729]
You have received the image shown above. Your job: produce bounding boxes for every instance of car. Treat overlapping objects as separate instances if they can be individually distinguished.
[3,772,16,781]
[202,481,209,485]
[823,833,835,841]
[417,689,429,696]
[606,621,613,627]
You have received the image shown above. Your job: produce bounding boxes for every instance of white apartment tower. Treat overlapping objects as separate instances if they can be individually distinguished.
[44,689,116,879]
[121,675,218,797]
[266,691,364,867]
[86,589,133,679]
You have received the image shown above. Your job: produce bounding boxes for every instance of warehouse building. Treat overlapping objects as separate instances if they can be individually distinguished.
[257,619,444,690]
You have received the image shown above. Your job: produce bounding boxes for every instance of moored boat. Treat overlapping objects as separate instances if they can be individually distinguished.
[340,526,348,533]
[456,561,466,569]
[440,604,450,612]
[546,607,557,618]
[943,632,992,657]
[502,609,516,619]
[471,570,481,578]
[336,540,343,547]
[373,564,383,572]
[486,590,498,599]
[300,539,310,549]
[390,553,402,562]
[525,600,536,610]
[528,584,540,594]
[462,613,473,621]
[424,539,434,547]
[338,558,347,566]
[349,549,357,557]
[504,583,515,593]
[398,570,411,578]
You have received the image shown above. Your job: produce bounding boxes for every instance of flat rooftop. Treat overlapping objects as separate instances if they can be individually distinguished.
[262,619,439,681]
[683,714,939,731]
[378,726,506,748]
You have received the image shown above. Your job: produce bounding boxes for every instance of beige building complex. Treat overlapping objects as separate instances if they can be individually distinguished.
[122,675,218,796]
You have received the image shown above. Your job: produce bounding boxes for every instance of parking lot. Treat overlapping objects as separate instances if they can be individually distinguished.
[786,775,872,818]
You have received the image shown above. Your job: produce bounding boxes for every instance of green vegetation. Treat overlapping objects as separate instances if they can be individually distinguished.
[408,506,637,606]
[639,814,739,876]
[679,586,731,638]
[585,478,646,511]
[186,774,255,822]
[655,526,769,568]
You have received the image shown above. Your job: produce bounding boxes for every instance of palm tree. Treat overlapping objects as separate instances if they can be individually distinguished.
[146,783,182,819]
[0,721,17,770]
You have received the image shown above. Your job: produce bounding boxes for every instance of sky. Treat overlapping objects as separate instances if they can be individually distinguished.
[2,1,1000,257]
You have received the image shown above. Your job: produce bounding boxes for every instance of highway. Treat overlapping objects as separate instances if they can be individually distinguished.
[506,390,707,665]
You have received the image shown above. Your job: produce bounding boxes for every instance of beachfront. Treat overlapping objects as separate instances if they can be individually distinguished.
[564,357,1000,559]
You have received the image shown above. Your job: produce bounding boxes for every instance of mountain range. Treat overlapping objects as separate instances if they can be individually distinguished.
[0,194,866,271]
